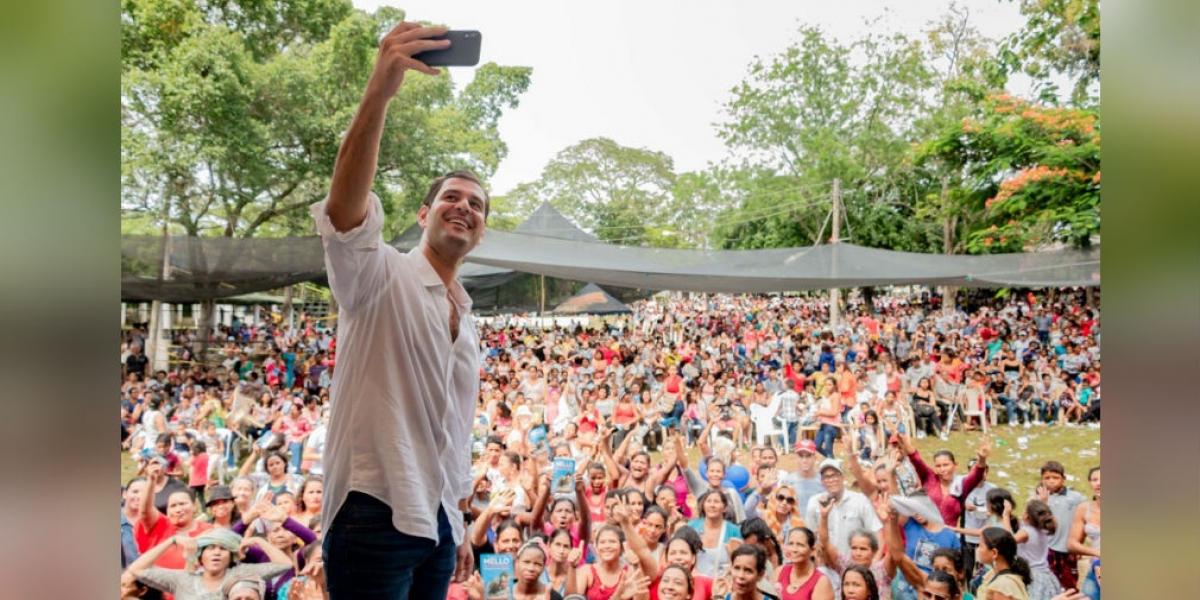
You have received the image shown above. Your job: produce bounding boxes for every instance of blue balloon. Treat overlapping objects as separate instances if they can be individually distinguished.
[724,464,750,493]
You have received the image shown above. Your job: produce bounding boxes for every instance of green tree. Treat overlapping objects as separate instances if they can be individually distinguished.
[480,194,523,232]
[668,170,731,248]
[713,24,940,252]
[1000,0,1100,106]
[121,1,531,240]
[508,138,678,246]
[907,5,1006,257]
[916,93,1100,253]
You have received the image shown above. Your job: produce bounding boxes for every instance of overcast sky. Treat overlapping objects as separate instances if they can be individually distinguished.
[353,1,1029,196]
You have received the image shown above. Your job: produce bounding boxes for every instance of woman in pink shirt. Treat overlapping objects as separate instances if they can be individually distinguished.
[278,402,313,473]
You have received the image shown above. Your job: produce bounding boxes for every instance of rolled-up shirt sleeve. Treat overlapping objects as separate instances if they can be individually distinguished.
[310,193,386,312]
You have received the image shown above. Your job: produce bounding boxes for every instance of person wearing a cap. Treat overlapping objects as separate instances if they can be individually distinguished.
[124,528,292,600]
[507,404,535,451]
[223,574,267,600]
[782,440,825,514]
[804,458,883,560]
[203,485,239,530]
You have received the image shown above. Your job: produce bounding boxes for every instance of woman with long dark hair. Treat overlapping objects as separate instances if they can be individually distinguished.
[1014,500,1063,600]
[686,489,742,578]
[838,565,879,600]
[238,447,303,503]
[896,434,990,528]
[577,525,638,600]
[545,528,581,598]
[651,529,714,600]
[907,378,943,440]
[974,528,1033,600]
[292,477,323,526]
[776,528,833,600]
[711,545,775,600]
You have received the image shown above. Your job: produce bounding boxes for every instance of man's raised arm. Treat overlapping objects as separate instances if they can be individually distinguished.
[326,22,449,232]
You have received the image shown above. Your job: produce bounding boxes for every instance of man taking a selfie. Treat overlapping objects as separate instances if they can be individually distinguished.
[312,20,485,600]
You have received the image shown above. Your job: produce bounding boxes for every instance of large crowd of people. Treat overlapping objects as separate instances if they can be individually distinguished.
[119,289,1101,600]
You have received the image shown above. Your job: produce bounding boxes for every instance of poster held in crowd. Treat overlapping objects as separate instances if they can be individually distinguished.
[482,553,514,600]
[552,457,575,496]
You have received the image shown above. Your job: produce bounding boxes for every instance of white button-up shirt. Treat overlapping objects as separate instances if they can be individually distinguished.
[804,489,884,558]
[312,194,480,545]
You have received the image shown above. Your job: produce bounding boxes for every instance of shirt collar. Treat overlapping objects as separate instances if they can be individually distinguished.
[407,248,473,310]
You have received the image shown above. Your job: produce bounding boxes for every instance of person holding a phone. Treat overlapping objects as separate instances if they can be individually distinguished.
[312,20,488,600]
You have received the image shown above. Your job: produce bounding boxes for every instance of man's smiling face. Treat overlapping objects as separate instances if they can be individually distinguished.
[419,176,487,258]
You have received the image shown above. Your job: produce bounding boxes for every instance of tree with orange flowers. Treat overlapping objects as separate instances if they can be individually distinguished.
[915,93,1099,253]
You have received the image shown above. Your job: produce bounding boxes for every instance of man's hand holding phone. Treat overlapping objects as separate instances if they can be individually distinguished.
[369,23,453,100]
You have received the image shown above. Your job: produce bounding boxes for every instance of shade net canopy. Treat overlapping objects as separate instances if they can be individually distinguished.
[122,203,1099,302]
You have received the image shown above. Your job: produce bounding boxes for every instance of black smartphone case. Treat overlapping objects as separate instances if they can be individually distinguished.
[413,30,482,67]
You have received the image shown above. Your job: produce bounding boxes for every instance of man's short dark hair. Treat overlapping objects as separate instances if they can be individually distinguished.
[1040,460,1066,476]
[422,169,490,218]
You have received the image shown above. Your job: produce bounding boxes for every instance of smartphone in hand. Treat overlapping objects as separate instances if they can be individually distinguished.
[413,30,482,67]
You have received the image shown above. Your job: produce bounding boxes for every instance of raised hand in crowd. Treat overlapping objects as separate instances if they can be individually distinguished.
[616,571,651,600]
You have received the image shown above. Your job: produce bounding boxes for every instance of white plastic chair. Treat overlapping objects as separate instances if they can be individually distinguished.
[750,392,790,450]
[953,386,989,434]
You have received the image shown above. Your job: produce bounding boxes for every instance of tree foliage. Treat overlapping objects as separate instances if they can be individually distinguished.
[506,138,678,246]
[712,24,941,252]
[917,93,1100,253]
[122,0,531,239]
[906,5,1007,256]
[1000,0,1100,106]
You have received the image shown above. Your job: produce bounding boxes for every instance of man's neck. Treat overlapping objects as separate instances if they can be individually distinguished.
[419,241,462,290]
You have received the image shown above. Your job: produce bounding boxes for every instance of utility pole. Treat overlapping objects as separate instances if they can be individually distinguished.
[829,179,842,331]
[148,206,173,374]
[939,175,957,316]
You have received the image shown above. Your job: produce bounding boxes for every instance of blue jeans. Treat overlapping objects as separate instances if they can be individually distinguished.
[324,492,457,600]
[1080,559,1100,599]
[779,420,799,451]
[686,418,704,445]
[288,442,304,472]
[814,424,839,458]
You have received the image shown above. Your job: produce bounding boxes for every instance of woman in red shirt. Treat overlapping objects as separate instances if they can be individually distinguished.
[777,527,834,600]
[835,363,857,415]
[663,365,685,401]
[897,433,990,527]
[611,393,643,450]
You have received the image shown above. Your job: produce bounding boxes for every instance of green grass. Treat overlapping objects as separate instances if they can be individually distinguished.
[122,423,1099,505]
[905,424,1099,498]
[656,423,1100,503]
[121,452,139,485]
